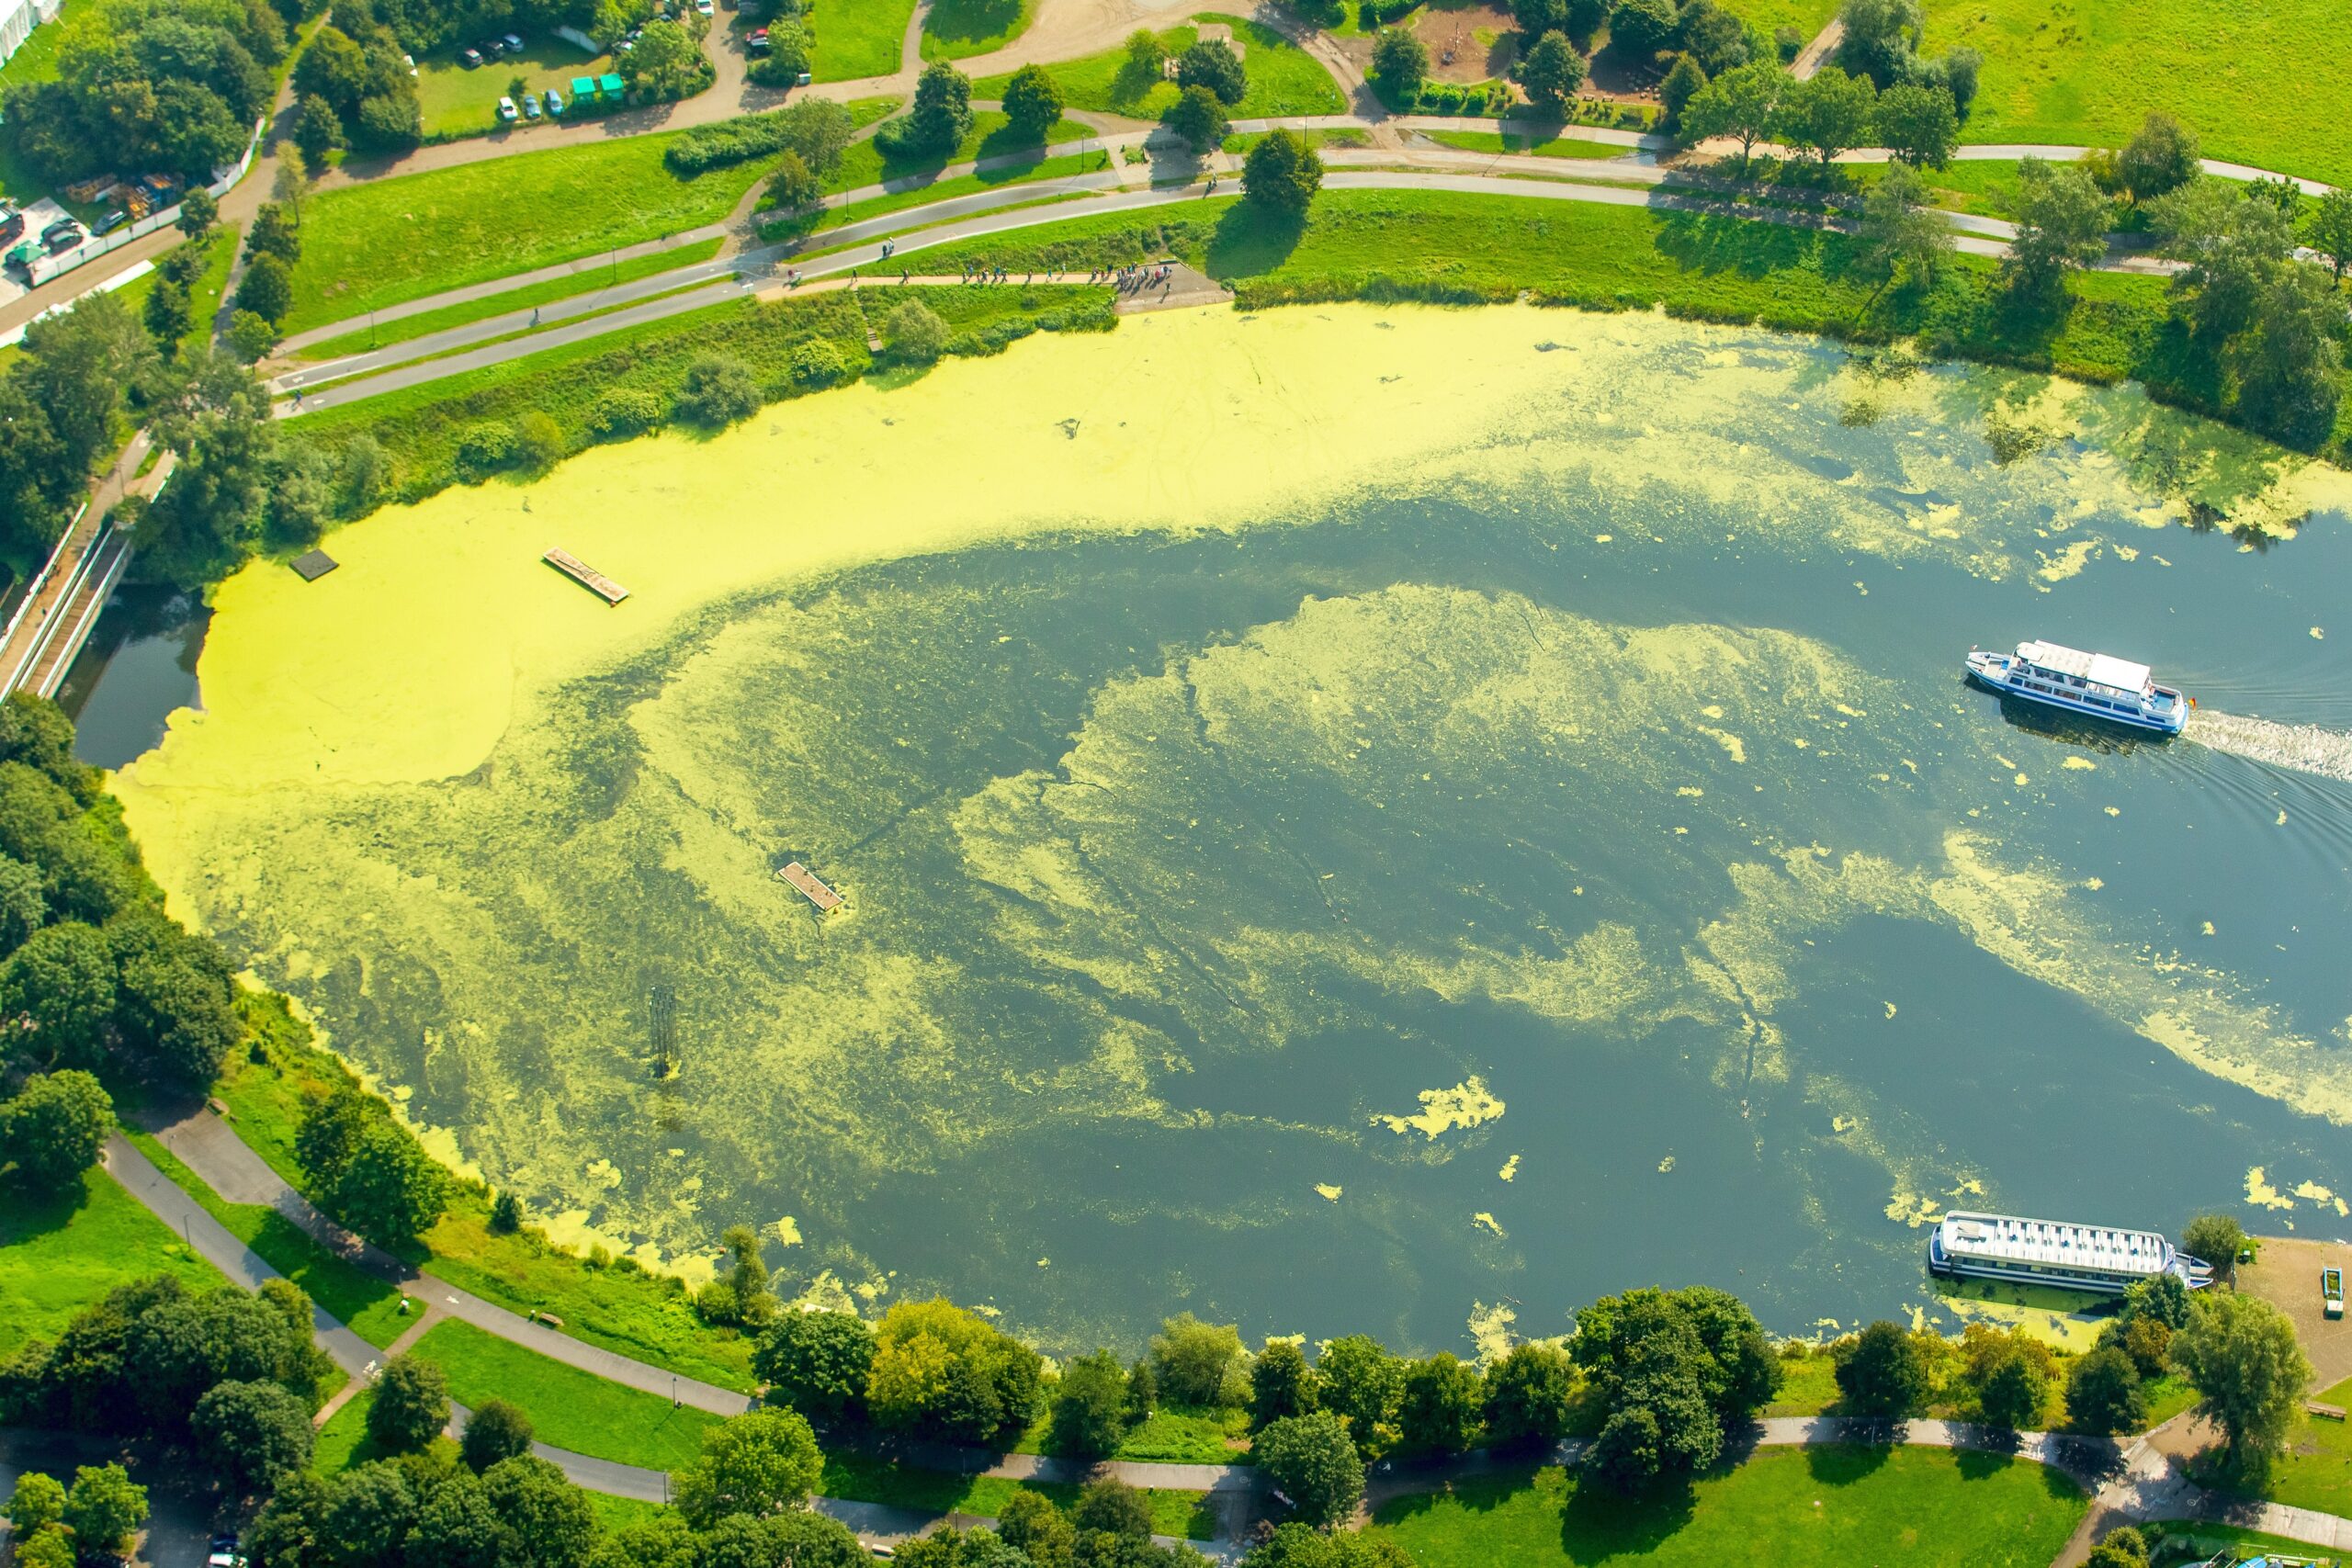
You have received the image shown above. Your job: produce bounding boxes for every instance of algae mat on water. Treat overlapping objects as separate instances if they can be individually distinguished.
[115,306,2352,1352]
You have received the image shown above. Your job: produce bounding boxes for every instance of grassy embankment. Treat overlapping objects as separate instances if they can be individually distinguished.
[291,241,727,360]
[279,97,899,335]
[2244,1372,2352,1516]
[1924,0,2352,186]
[922,0,1036,61]
[0,1165,228,1358]
[1367,1447,2088,1568]
[814,0,919,80]
[969,15,1347,121]
[1761,1344,2197,1432]
[284,282,1113,501]
[1422,128,1645,160]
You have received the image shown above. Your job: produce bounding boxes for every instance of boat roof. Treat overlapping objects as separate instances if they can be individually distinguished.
[1937,1210,2171,1275]
[2016,640,2152,693]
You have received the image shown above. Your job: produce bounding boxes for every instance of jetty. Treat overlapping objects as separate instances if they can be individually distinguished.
[777,861,843,913]
[544,548,628,604]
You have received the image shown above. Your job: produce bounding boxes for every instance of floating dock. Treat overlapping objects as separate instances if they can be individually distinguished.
[544,548,628,604]
[777,861,843,912]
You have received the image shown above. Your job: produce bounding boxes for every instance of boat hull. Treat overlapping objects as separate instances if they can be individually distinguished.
[1964,651,2186,735]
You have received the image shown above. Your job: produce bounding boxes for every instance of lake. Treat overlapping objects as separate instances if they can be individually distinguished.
[106,304,2352,1356]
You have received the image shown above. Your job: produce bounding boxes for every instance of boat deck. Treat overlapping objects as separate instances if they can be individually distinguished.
[544,548,628,604]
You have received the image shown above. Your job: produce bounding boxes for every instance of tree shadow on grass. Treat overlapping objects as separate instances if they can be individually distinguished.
[1650,207,1830,283]
[1371,1464,1548,1529]
[1556,1469,1701,1557]
[924,0,1025,50]
[1804,1438,1894,1485]
[1204,201,1305,280]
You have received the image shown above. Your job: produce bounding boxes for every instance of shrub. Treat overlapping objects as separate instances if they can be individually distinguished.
[368,1354,449,1452]
[456,421,519,476]
[1175,39,1246,105]
[1049,1349,1132,1460]
[1255,1412,1363,1529]
[1773,24,1803,60]
[489,1190,523,1233]
[587,387,669,440]
[883,299,950,365]
[1149,1312,1243,1406]
[788,337,849,388]
[1835,1321,1926,1417]
[2182,1213,2245,1276]
[514,412,566,473]
[459,1399,535,1472]
[673,355,763,426]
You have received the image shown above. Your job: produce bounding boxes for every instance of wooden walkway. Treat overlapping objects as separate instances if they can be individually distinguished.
[544,548,628,604]
[0,433,172,700]
[778,861,843,912]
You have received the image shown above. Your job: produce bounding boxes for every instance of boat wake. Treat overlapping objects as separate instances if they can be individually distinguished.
[2187,710,2352,784]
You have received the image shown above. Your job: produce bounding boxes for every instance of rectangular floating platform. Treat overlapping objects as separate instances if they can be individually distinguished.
[544,547,628,604]
[777,861,842,912]
[290,549,338,581]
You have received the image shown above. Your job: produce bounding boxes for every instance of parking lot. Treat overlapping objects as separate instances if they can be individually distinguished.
[412,34,616,138]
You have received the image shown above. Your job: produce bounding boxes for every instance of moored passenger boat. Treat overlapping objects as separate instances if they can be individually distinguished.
[1964,640,2188,734]
[1928,1210,2212,1297]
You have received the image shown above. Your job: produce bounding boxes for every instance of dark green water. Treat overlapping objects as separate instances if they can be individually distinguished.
[129,336,2352,1357]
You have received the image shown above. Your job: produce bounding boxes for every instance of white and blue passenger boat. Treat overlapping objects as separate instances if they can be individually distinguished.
[1928,1210,2213,1297]
[1964,640,2188,734]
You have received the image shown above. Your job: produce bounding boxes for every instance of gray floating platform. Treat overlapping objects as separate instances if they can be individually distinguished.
[290,549,338,581]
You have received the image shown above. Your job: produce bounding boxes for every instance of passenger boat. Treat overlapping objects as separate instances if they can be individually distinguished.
[1928,1210,2212,1297]
[1963,640,2188,734]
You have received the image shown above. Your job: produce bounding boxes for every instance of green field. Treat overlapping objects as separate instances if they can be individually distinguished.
[921,0,1035,61]
[1368,1448,2087,1568]
[295,241,727,358]
[1924,0,2352,186]
[124,1131,414,1347]
[815,0,919,80]
[311,1389,390,1474]
[970,15,1346,120]
[1011,1401,1250,1464]
[821,111,1099,196]
[411,36,616,139]
[1424,128,1639,160]
[2247,1373,2352,1517]
[764,150,1108,240]
[281,134,775,333]
[0,1166,228,1358]
[410,1318,728,1471]
[818,1452,1220,1540]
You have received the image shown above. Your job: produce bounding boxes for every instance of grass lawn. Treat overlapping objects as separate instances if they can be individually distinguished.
[0,1165,227,1358]
[0,0,78,90]
[584,1493,673,1533]
[1923,0,2352,186]
[410,1318,727,1471]
[1424,128,1637,159]
[1224,128,1372,155]
[764,150,1108,240]
[110,227,242,362]
[311,1389,390,1474]
[1718,0,1839,40]
[1763,1353,1841,1416]
[971,15,1345,120]
[125,1130,413,1348]
[2245,1373,2352,1516]
[819,1453,1219,1540]
[212,1019,760,1391]
[921,0,1035,61]
[820,111,1098,196]
[294,240,726,358]
[1010,1402,1250,1465]
[281,133,775,333]
[1368,1447,2087,1568]
[412,35,614,139]
[815,0,918,80]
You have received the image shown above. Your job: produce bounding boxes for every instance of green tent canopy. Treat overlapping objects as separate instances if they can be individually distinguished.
[571,75,597,99]
[598,73,625,98]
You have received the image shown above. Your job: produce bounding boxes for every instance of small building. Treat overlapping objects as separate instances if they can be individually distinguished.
[597,72,626,102]
[571,75,598,104]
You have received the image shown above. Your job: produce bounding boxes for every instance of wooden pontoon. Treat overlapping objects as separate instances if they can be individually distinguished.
[544,548,628,604]
[777,861,842,912]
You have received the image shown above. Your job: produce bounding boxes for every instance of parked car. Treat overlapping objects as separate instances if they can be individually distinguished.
[503,31,524,50]
[93,209,127,234]
[695,0,713,17]
[496,95,519,122]
[746,25,769,50]
[0,207,23,244]
[458,44,483,65]
[542,88,564,116]
[521,93,541,119]
[478,36,506,57]
[208,1533,245,1568]
[41,219,83,250]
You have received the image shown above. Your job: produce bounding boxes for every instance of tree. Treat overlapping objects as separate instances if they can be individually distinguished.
[1588,1404,1663,1491]
[1175,39,1246,106]
[1857,159,1952,288]
[2307,189,2352,285]
[293,94,344,167]
[1834,1321,1925,1417]
[2182,1213,2248,1278]
[1072,1475,1152,1539]
[2149,178,2296,339]
[0,1069,111,1189]
[248,203,300,265]
[1482,1341,1574,1448]
[1150,1314,1242,1407]
[1250,1339,1317,1429]
[1658,52,1706,131]
[327,1119,447,1246]
[673,355,763,427]
[1675,0,1747,73]
[1832,0,1919,87]
[194,1377,314,1492]
[1255,1412,1363,1529]
[14,1527,73,1568]
[1239,1527,1416,1568]
[481,1453,599,1568]
[718,1224,775,1327]
[899,61,974,156]
[1778,66,1875,163]
[1873,82,1956,166]
[1679,58,1782,167]
[2172,1291,2309,1470]
[272,147,309,225]
[1396,1353,1482,1455]
[1977,1348,2047,1431]
[225,311,280,365]
[670,1407,823,1529]
[1121,28,1169,94]
[1371,28,1430,98]
[235,253,293,324]
[0,922,117,1069]
[62,1463,146,1561]
[2118,112,2199,205]
[768,151,821,212]
[1516,30,1586,109]
[2233,260,2346,449]
[2006,155,2110,295]
[1127,1355,1159,1424]
[2066,1345,2148,1436]
[9,1471,65,1535]
[355,92,423,151]
[368,1352,450,1452]
[1050,1349,1132,1460]
[177,187,220,241]
[999,1491,1076,1565]
[460,1398,536,1472]
[752,1309,874,1422]
[1162,85,1230,154]
[1608,0,1679,63]
[143,276,192,355]
[1001,63,1064,140]
[1314,1335,1400,1440]
[1241,130,1323,219]
[620,19,703,99]
[866,1299,1042,1442]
